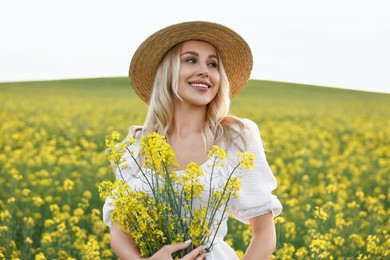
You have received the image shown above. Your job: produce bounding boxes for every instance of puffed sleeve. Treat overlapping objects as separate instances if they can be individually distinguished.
[227,119,282,224]
[102,131,142,228]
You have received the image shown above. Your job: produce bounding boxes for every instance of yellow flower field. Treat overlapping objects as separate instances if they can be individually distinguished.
[0,78,389,259]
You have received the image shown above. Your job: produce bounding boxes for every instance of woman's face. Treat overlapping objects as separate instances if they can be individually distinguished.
[176,40,220,107]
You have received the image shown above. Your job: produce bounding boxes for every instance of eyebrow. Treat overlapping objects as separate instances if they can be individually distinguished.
[181,51,218,59]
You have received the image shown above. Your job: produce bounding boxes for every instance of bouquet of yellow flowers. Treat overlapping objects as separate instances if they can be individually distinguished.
[99,131,254,258]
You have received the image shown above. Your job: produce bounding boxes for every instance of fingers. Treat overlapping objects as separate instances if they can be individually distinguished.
[197,254,207,260]
[182,245,207,260]
[152,241,207,260]
[194,250,207,260]
[165,239,192,254]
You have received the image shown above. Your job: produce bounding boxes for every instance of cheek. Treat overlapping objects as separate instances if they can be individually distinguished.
[214,85,220,96]
[213,73,221,89]
[179,64,191,78]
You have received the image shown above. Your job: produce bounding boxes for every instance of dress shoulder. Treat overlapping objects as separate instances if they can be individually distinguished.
[113,128,143,181]
[226,118,283,223]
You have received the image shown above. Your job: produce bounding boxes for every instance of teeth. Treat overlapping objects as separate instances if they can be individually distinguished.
[191,83,209,89]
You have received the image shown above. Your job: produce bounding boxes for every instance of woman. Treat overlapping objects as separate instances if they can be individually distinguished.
[103,21,282,259]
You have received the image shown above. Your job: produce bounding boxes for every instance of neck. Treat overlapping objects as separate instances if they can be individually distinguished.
[168,102,207,138]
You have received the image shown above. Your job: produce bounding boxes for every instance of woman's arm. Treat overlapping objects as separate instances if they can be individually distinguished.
[242,211,276,260]
[110,222,207,260]
[110,222,141,259]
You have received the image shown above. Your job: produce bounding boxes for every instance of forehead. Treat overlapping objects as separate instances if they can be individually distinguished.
[180,40,218,55]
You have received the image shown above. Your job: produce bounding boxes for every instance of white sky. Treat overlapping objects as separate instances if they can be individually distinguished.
[1,0,389,93]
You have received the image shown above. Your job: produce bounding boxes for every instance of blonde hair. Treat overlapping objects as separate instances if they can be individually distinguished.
[129,41,246,151]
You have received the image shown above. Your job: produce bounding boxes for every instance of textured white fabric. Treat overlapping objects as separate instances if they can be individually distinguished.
[102,118,282,259]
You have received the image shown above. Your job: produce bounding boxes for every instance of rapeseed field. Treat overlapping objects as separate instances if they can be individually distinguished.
[0,78,389,259]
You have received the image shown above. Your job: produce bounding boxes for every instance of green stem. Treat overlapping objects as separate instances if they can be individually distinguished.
[126,147,161,204]
[206,194,231,251]
[207,164,240,241]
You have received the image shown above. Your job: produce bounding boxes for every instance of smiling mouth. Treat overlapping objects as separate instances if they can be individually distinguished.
[190,83,210,89]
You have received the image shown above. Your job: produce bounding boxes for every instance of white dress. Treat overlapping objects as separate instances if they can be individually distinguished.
[102,119,283,259]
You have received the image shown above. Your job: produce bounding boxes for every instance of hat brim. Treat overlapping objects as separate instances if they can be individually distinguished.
[129,21,253,104]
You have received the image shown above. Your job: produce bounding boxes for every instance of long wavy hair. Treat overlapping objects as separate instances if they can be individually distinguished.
[129,41,246,151]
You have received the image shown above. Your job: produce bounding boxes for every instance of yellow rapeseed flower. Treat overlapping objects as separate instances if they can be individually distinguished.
[274,216,285,224]
[0,226,9,232]
[0,210,11,221]
[7,197,16,203]
[140,132,178,171]
[41,233,53,244]
[81,236,101,260]
[23,216,35,228]
[32,196,45,207]
[208,145,226,160]
[63,178,75,191]
[21,188,31,196]
[225,177,242,198]
[181,162,205,201]
[349,234,365,248]
[189,207,210,246]
[98,181,113,200]
[309,239,327,253]
[237,152,255,170]
[105,131,121,148]
[295,247,309,258]
[35,252,46,260]
[313,206,328,221]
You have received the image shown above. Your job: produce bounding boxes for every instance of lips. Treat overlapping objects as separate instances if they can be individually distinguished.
[189,81,211,90]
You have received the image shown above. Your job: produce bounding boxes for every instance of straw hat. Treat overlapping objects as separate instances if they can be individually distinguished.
[129,21,253,104]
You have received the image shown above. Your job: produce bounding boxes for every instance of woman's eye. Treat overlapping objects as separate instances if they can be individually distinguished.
[208,61,218,68]
[185,58,196,64]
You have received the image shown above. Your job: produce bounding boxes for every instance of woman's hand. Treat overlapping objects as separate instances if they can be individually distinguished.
[147,240,207,260]
[110,223,207,260]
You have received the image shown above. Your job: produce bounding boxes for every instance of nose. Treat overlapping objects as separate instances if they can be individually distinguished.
[196,63,209,77]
